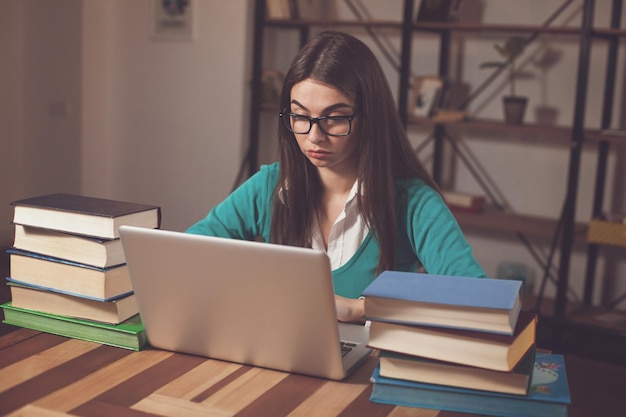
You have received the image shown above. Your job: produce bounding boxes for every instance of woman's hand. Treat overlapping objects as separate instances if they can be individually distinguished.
[334,295,365,323]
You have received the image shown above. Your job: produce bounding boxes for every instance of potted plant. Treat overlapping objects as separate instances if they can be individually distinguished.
[480,36,531,124]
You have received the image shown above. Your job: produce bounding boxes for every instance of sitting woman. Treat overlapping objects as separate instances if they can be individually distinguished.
[187,31,486,322]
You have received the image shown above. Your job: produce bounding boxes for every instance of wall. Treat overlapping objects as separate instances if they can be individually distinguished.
[81,1,251,232]
[0,0,24,248]
[0,0,82,250]
[0,0,251,266]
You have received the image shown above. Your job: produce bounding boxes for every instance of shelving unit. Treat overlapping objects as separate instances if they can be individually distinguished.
[246,0,626,353]
[411,0,626,354]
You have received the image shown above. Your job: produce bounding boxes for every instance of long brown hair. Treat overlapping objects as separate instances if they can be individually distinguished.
[271,31,439,273]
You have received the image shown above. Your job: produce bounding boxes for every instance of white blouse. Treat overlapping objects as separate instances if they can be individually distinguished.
[311,181,369,270]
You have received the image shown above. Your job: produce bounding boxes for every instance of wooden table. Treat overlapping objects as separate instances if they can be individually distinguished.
[0,328,462,417]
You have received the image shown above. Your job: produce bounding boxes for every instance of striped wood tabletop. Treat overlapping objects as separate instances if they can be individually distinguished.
[0,328,477,417]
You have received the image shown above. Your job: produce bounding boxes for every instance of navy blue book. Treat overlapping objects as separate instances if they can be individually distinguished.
[370,352,570,417]
[362,271,522,335]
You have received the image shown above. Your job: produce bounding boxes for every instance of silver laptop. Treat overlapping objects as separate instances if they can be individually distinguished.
[119,225,372,380]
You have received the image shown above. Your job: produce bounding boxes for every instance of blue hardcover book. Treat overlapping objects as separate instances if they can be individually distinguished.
[370,352,570,417]
[362,270,522,334]
[6,278,133,302]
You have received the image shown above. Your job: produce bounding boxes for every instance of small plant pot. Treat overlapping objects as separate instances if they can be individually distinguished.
[502,96,527,124]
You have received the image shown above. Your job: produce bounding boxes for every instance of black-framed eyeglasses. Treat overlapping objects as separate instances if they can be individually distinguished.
[279,112,357,137]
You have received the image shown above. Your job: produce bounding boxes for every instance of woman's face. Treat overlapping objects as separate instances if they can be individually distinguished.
[288,79,359,176]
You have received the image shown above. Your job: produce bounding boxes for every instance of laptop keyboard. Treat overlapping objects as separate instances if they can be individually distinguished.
[340,341,358,357]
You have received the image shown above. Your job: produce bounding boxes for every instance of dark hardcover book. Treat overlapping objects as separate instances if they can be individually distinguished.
[362,270,522,335]
[13,224,125,268]
[368,310,537,372]
[11,193,161,239]
[7,248,132,301]
[8,282,138,324]
[370,352,570,417]
[379,345,536,395]
[415,0,460,22]
[1,302,147,351]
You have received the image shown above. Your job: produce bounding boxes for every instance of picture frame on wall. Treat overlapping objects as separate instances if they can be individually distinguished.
[409,75,444,118]
[152,0,195,42]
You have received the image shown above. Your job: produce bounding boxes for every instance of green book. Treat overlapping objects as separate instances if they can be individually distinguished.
[1,302,147,351]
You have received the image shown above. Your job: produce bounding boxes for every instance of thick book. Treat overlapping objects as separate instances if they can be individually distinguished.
[370,352,570,417]
[13,224,125,268]
[8,248,132,300]
[368,310,537,371]
[1,302,146,350]
[362,271,522,335]
[11,193,160,239]
[378,345,536,396]
[8,282,138,324]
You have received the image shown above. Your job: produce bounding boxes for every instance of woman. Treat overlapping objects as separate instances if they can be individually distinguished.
[187,31,485,322]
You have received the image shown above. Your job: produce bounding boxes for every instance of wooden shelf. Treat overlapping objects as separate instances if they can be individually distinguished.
[265,18,402,29]
[410,116,626,146]
[265,20,626,38]
[585,129,626,145]
[414,22,626,38]
[567,306,626,337]
[411,116,571,140]
[592,27,626,38]
[414,22,583,35]
[452,207,588,243]
[446,118,571,136]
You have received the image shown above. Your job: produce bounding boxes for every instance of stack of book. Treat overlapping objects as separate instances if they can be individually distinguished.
[1,193,161,350]
[362,271,571,417]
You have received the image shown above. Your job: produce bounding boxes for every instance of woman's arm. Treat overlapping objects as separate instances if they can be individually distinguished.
[186,164,279,241]
[334,295,365,323]
[402,181,487,278]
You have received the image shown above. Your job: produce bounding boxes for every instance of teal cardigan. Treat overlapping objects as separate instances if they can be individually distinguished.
[186,163,486,298]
